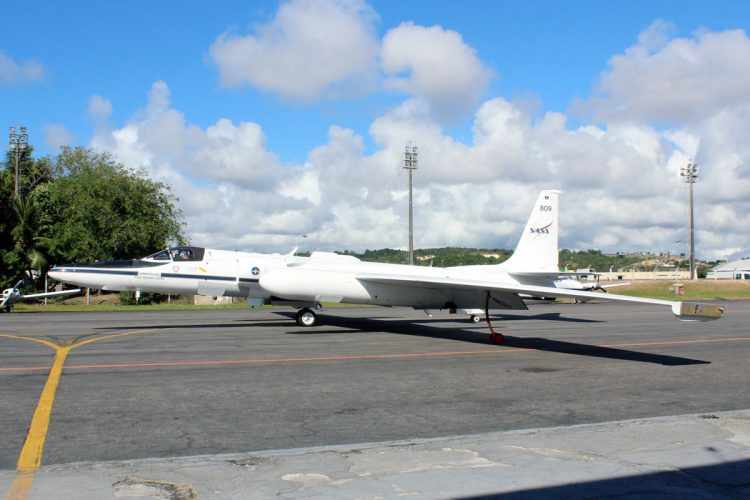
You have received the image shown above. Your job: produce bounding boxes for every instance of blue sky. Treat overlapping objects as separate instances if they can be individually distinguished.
[2,1,749,258]
[4,0,750,161]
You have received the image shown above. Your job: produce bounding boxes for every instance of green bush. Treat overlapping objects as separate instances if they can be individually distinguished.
[118,291,174,305]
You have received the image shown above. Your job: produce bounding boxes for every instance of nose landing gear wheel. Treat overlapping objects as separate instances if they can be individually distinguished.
[296,308,318,327]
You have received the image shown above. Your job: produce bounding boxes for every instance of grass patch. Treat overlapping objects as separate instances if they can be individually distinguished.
[12,302,251,313]
[615,280,750,301]
[11,300,368,313]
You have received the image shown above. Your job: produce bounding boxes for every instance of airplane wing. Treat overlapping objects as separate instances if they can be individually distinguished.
[21,289,82,300]
[357,274,724,321]
[600,282,631,289]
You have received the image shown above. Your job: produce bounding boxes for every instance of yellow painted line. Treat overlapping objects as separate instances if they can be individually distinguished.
[0,334,59,351]
[3,346,66,500]
[1,330,153,500]
[15,346,69,472]
[71,329,151,349]
[1,335,748,375]
[4,472,33,500]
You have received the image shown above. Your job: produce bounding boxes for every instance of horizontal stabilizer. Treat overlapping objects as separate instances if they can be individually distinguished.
[672,302,725,321]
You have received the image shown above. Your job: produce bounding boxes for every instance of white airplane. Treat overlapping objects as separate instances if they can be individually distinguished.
[47,246,306,305]
[257,190,724,341]
[554,277,630,292]
[555,277,632,302]
[1,280,81,312]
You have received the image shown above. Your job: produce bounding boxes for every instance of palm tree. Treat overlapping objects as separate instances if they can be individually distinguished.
[11,196,49,283]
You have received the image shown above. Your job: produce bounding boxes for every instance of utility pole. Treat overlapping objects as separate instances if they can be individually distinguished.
[8,126,29,199]
[680,159,698,280]
[403,143,418,265]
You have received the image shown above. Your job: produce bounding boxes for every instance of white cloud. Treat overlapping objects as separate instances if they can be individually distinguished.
[88,95,113,121]
[210,0,379,100]
[44,124,74,150]
[94,15,750,262]
[195,118,283,188]
[90,81,322,249]
[208,2,492,121]
[577,23,750,123]
[0,50,44,84]
[381,22,492,119]
[92,81,284,190]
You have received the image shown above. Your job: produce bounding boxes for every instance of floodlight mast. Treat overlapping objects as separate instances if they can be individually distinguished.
[680,159,698,280]
[8,126,29,199]
[403,143,418,265]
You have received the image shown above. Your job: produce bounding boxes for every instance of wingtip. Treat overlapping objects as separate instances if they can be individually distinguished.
[673,302,726,321]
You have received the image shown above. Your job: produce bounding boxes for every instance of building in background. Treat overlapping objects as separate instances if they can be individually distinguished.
[596,270,690,281]
[706,259,750,280]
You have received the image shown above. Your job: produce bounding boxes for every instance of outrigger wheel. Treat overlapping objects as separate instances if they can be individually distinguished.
[484,291,505,345]
[296,307,318,327]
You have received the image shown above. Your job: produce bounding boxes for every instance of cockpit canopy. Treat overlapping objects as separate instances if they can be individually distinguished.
[145,246,205,262]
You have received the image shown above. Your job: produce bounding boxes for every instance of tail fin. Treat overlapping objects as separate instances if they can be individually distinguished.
[501,190,560,273]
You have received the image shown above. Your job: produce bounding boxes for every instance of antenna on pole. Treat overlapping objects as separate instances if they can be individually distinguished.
[403,143,418,265]
[680,159,698,280]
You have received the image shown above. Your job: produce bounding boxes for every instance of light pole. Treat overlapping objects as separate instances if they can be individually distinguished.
[9,126,29,199]
[403,143,418,265]
[680,160,698,280]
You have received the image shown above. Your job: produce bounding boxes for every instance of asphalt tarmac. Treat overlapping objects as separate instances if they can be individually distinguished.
[1,301,748,471]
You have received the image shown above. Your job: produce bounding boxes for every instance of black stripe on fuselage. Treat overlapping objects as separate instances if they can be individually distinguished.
[57,259,165,269]
[54,268,139,276]
[54,268,259,283]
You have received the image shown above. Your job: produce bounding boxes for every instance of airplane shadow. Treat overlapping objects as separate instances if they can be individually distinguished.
[417,312,603,324]
[278,312,709,367]
[96,321,296,331]
[93,310,709,366]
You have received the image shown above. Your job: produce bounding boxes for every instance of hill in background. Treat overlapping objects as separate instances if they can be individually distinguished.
[333,248,713,273]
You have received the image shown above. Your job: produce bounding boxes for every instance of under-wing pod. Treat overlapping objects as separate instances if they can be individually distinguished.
[672,302,726,321]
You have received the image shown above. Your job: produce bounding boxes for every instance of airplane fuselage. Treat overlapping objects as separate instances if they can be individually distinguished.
[259,252,525,309]
[48,247,299,300]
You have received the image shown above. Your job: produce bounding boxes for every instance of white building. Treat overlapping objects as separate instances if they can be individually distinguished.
[706,259,750,280]
[597,271,690,281]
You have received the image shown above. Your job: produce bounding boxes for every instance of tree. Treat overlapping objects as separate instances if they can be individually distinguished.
[10,196,47,277]
[1,145,184,289]
[37,147,184,265]
[0,147,55,286]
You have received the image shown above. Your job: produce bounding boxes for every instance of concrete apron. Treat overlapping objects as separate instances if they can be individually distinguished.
[2,409,749,500]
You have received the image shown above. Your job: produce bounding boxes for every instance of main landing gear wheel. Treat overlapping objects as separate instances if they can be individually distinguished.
[296,308,318,327]
[469,314,482,323]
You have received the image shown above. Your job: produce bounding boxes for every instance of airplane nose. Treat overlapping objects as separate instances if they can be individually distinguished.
[48,267,78,284]
[47,266,94,288]
[47,264,71,282]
